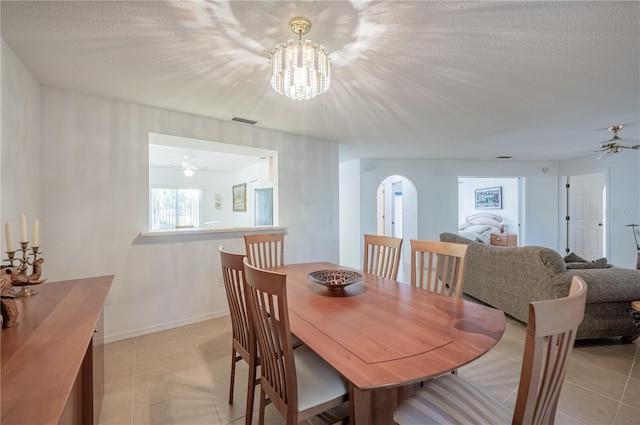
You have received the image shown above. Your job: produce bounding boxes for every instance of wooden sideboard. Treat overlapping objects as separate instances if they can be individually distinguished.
[1,275,113,425]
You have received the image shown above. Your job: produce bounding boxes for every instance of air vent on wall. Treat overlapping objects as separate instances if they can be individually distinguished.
[232,116,257,125]
[496,156,513,159]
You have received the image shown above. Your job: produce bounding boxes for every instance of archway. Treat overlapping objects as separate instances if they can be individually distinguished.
[376,175,418,279]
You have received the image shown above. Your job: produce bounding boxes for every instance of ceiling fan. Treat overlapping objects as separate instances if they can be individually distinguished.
[597,125,640,159]
[182,155,198,176]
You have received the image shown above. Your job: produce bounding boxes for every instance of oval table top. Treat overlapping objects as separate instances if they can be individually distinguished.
[270,262,506,391]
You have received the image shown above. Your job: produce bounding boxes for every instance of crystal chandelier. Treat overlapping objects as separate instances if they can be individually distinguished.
[269,17,330,101]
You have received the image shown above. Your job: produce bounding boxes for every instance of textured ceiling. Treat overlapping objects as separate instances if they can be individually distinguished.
[2,1,639,162]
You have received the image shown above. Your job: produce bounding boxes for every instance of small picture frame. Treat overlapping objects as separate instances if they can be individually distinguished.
[233,183,247,212]
[475,187,502,209]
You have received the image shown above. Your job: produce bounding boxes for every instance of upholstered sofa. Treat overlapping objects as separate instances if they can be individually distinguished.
[440,232,640,341]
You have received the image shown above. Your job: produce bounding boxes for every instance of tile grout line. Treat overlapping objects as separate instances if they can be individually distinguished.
[611,342,639,425]
[188,325,225,424]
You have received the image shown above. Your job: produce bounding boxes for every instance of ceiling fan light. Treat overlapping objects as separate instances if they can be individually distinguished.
[183,167,194,177]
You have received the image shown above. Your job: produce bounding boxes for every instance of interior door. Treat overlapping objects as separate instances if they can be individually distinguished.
[566,172,606,259]
[391,181,403,238]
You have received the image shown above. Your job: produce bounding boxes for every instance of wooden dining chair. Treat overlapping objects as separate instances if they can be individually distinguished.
[244,232,285,269]
[394,276,587,425]
[219,247,258,425]
[362,234,403,280]
[410,239,468,298]
[242,258,349,425]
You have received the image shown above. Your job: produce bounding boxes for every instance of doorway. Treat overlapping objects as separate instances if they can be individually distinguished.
[458,177,522,243]
[376,176,418,271]
[562,171,606,260]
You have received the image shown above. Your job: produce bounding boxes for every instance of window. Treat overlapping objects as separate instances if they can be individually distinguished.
[148,132,279,232]
[150,187,202,230]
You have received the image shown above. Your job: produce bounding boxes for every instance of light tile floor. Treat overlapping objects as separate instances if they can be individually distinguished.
[99,258,639,424]
[99,309,639,425]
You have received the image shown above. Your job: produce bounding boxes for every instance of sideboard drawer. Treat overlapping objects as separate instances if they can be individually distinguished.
[490,233,517,247]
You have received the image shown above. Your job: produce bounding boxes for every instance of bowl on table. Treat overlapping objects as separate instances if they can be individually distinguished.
[307,269,363,291]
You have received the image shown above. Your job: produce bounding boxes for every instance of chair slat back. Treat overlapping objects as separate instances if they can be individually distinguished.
[410,239,468,298]
[243,257,297,418]
[513,276,587,425]
[363,234,403,280]
[219,247,252,358]
[244,232,285,269]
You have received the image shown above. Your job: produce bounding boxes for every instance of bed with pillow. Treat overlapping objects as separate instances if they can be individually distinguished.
[458,213,504,244]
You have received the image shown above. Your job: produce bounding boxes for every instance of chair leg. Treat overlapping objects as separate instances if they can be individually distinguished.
[244,360,257,425]
[258,388,267,425]
[229,348,237,404]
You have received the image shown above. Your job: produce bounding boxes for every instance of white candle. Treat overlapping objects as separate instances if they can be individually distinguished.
[20,214,27,243]
[4,222,13,252]
[33,219,39,247]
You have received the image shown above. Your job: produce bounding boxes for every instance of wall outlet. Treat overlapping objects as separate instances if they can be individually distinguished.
[217,277,224,288]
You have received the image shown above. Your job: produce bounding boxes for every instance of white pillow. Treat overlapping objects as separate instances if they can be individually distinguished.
[459,222,473,230]
[464,224,492,233]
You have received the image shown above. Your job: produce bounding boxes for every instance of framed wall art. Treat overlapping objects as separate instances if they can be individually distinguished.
[232,183,246,212]
[475,187,502,209]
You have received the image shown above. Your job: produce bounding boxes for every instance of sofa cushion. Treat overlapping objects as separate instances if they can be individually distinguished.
[564,252,587,263]
[559,268,640,303]
[566,258,610,269]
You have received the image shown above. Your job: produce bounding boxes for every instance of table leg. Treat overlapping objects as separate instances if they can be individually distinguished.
[351,384,371,425]
[351,383,421,425]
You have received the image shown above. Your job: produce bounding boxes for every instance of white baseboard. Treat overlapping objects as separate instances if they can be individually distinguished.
[103,310,230,344]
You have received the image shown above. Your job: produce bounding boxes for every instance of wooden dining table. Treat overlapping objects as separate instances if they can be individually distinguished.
[269,262,506,425]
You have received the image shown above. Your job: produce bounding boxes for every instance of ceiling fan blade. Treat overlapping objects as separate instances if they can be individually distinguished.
[598,124,640,147]
[597,150,612,160]
[614,144,640,151]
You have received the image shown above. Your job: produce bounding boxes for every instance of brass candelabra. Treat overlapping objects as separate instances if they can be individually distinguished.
[4,242,45,297]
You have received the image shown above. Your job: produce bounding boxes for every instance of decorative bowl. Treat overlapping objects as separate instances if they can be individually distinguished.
[307,269,363,291]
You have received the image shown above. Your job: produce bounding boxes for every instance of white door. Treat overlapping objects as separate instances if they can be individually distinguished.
[392,181,403,238]
[567,172,606,260]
